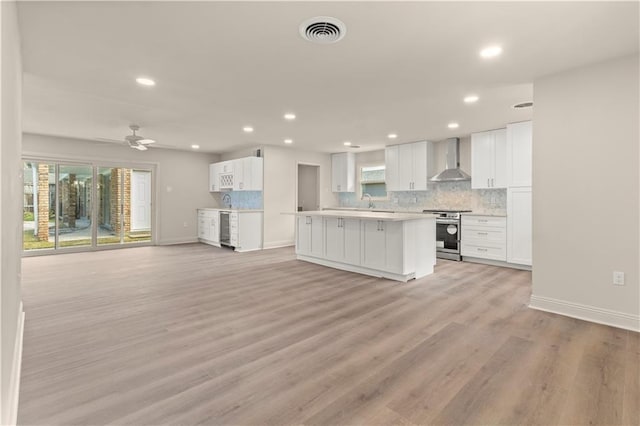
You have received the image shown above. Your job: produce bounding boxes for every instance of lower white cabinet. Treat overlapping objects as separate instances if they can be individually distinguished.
[324,217,361,265]
[295,213,436,282]
[507,187,532,266]
[198,209,262,251]
[297,215,324,257]
[197,209,220,245]
[461,215,507,261]
[361,220,404,273]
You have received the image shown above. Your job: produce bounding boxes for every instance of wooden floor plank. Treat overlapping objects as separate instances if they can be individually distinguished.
[17,244,639,426]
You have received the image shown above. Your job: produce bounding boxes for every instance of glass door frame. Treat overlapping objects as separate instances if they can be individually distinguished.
[22,156,157,257]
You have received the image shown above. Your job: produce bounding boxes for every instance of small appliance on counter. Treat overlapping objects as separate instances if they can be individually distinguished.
[423,209,472,261]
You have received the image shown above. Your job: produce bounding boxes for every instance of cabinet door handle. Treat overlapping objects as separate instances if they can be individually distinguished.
[477,232,488,235]
[337,184,341,191]
[477,248,488,252]
[491,178,494,187]
[478,219,488,223]
[487,178,490,187]
[306,216,312,225]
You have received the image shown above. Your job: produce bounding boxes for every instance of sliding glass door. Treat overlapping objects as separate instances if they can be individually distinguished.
[23,161,153,253]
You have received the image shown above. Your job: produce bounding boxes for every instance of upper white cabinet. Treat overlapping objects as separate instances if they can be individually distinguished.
[507,121,533,187]
[331,152,355,192]
[385,141,433,191]
[209,157,263,192]
[471,129,507,189]
[233,157,263,191]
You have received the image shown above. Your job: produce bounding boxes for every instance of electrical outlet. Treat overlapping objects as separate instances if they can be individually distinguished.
[613,271,625,286]
[183,222,188,228]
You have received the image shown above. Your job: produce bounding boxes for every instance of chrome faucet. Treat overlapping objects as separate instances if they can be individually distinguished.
[362,193,374,209]
[222,193,232,208]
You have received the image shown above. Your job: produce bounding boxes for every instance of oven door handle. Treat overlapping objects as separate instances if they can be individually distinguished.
[436,219,460,225]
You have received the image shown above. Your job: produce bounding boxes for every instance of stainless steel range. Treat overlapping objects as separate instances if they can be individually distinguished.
[423,209,472,261]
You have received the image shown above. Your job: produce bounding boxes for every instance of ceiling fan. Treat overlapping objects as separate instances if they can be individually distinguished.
[124,124,155,151]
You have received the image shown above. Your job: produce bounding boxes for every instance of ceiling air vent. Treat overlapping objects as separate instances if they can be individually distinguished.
[299,16,346,44]
[513,101,534,109]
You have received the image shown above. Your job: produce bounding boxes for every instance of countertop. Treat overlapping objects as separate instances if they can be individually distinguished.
[198,208,264,213]
[288,210,437,221]
[461,212,507,217]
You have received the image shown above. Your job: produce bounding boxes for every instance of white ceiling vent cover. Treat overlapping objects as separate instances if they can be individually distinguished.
[299,16,346,44]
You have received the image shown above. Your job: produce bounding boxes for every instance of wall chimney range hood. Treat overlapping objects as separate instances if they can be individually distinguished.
[430,138,471,182]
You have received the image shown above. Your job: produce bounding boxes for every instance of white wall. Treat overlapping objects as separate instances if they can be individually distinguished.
[262,145,337,248]
[531,54,639,331]
[22,134,220,245]
[1,1,24,424]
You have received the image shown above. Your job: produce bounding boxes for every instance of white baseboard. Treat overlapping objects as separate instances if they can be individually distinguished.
[157,237,199,246]
[263,240,294,249]
[462,256,532,271]
[297,255,421,283]
[529,295,640,332]
[4,302,25,426]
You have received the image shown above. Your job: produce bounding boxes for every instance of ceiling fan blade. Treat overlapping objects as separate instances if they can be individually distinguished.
[138,138,156,145]
[134,144,148,151]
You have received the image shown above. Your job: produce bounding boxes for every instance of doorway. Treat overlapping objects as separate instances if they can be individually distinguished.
[297,164,320,212]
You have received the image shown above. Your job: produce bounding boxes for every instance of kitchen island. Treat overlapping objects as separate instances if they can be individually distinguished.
[291,210,437,282]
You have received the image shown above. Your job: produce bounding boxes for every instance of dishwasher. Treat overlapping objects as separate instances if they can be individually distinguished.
[219,211,231,247]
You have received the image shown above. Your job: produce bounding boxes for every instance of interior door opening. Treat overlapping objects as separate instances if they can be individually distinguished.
[297,164,320,212]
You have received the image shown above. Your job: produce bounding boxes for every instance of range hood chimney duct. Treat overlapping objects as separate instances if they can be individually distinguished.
[430,138,471,182]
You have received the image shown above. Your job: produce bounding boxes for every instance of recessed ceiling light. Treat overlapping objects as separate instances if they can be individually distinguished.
[343,141,352,146]
[136,77,156,86]
[387,133,398,139]
[448,122,460,129]
[284,113,296,120]
[284,139,293,144]
[480,45,503,58]
[191,144,200,149]
[243,126,254,133]
[464,95,479,103]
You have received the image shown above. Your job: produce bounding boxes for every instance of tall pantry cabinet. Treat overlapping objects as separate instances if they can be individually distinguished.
[506,121,533,266]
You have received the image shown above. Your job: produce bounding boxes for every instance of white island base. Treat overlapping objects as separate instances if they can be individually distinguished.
[293,211,437,282]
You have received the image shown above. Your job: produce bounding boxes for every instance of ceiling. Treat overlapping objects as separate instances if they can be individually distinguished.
[17,1,639,154]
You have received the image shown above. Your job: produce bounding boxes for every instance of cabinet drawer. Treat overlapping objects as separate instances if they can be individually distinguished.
[461,243,506,261]
[461,216,506,228]
[462,227,506,245]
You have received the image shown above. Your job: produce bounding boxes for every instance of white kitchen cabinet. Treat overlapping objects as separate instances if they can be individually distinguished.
[295,212,436,282]
[229,210,262,252]
[209,157,263,192]
[507,121,533,188]
[461,215,507,261]
[361,220,404,273]
[209,163,220,192]
[471,129,507,189]
[197,209,220,245]
[331,152,355,192]
[296,215,324,257]
[507,187,532,266]
[233,157,263,191]
[385,141,432,191]
[324,217,361,264]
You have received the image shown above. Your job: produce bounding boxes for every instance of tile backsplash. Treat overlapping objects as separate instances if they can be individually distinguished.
[211,191,263,210]
[338,181,506,214]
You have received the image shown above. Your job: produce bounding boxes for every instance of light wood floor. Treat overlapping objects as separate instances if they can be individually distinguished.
[18,244,639,425]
